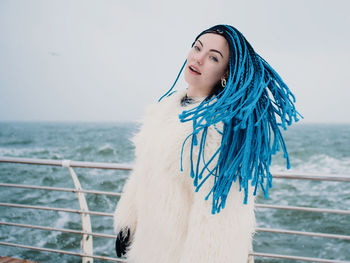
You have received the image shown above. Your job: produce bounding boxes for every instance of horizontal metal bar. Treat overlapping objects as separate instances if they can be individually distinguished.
[255,203,350,215]
[251,252,350,263]
[0,221,117,239]
[0,203,114,217]
[1,202,348,218]
[0,241,126,262]
[272,173,350,182]
[1,156,350,182]
[0,183,122,197]
[1,241,348,263]
[256,227,350,240]
[4,221,348,242]
[0,156,132,170]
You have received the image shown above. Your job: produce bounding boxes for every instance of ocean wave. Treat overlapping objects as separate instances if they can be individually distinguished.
[97,144,116,156]
[271,154,350,175]
[0,147,51,157]
[74,145,95,154]
[0,139,34,146]
[1,122,349,262]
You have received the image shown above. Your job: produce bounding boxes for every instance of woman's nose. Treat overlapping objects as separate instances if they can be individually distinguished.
[194,53,205,65]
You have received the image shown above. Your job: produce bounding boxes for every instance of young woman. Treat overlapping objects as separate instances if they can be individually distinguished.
[113,24,300,263]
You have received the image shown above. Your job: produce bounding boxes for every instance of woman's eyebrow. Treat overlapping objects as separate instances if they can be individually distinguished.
[197,40,223,58]
[210,49,223,58]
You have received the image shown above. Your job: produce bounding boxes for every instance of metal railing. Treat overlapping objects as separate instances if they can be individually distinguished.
[0,156,349,263]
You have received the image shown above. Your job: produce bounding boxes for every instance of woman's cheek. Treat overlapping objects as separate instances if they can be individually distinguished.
[208,69,221,84]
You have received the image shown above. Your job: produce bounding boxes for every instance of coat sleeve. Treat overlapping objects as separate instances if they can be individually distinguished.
[179,123,256,263]
[113,102,157,236]
[113,170,138,235]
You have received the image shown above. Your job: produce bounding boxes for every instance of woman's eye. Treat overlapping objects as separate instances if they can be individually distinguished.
[194,46,200,51]
[210,56,218,62]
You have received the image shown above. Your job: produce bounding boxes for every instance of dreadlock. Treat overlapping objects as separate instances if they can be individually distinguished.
[159,24,302,214]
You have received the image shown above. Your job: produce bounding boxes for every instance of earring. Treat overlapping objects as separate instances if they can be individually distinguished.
[221,78,227,88]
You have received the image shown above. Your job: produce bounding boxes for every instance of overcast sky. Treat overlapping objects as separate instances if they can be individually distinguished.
[1,0,349,123]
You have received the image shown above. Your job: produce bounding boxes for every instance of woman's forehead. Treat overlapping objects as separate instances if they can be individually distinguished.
[197,33,229,51]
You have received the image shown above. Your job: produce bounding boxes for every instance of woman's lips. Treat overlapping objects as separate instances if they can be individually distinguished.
[188,65,201,75]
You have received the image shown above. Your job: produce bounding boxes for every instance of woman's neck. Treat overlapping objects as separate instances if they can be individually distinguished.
[186,86,209,100]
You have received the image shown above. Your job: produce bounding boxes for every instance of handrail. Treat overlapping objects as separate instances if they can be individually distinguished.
[0,202,114,217]
[1,156,350,181]
[0,221,117,239]
[0,242,127,262]
[0,156,132,170]
[2,183,349,215]
[256,227,350,240]
[0,183,122,196]
[255,204,350,215]
[249,252,350,263]
[1,156,349,263]
[2,221,349,241]
[272,173,350,182]
[1,183,350,216]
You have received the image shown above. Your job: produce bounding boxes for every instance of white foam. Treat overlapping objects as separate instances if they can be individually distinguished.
[54,211,71,229]
[271,154,350,175]
[0,147,51,157]
[97,143,115,153]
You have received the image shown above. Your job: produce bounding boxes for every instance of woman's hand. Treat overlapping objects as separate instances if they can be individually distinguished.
[115,227,131,257]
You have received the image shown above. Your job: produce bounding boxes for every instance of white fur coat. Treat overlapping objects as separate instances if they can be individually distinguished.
[114,88,256,263]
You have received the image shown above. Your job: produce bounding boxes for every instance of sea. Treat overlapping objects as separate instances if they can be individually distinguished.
[0,121,349,262]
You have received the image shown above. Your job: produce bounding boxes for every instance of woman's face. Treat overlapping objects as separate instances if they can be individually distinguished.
[184,33,229,98]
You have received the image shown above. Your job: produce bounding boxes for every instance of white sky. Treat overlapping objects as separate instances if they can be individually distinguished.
[0,0,349,123]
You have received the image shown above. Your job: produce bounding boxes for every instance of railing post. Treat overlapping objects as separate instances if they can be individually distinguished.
[62,160,93,263]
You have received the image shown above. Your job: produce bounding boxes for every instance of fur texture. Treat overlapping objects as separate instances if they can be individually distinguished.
[114,89,256,263]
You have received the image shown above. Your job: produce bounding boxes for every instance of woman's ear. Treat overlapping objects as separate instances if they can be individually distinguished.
[223,69,229,79]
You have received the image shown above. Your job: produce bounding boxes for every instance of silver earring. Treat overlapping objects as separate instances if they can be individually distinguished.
[221,78,227,87]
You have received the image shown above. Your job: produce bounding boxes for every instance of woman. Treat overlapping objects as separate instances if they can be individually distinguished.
[113,24,300,263]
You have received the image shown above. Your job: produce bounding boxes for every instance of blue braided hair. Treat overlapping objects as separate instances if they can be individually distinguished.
[159,24,302,214]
